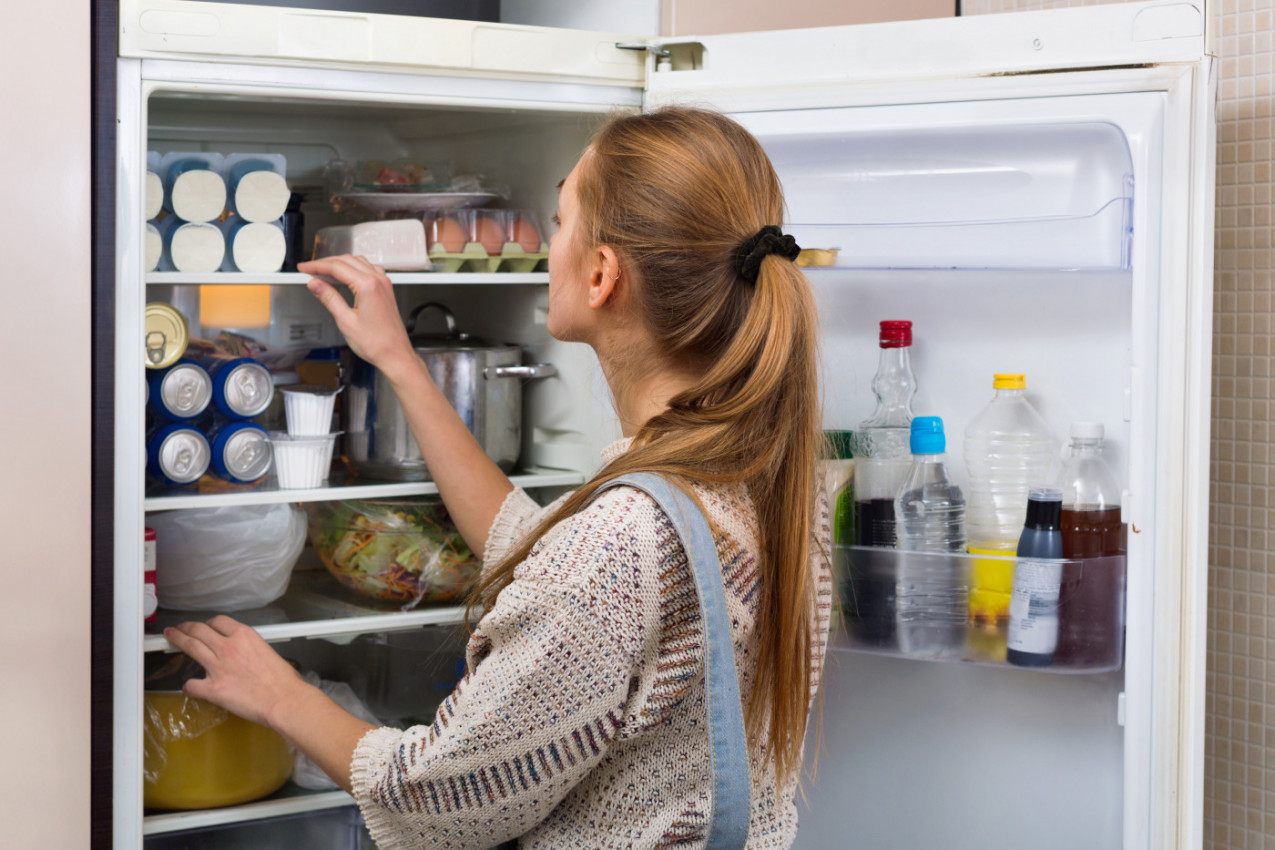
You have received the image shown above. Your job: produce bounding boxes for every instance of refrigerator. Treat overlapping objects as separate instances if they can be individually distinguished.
[102,1,1216,848]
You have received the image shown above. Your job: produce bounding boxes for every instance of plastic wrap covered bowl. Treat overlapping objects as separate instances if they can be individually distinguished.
[305,497,480,604]
[143,654,292,810]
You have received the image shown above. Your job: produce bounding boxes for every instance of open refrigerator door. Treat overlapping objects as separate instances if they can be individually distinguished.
[640,3,1215,849]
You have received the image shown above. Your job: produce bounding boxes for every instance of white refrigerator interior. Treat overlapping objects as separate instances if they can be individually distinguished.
[112,2,1213,848]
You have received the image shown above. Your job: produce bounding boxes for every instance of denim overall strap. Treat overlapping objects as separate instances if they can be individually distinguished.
[596,472,751,849]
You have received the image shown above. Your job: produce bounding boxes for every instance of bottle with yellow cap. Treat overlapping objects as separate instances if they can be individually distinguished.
[962,373,1054,660]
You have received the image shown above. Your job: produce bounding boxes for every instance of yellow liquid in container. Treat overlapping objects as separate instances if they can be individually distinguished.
[966,546,1016,662]
[143,692,293,810]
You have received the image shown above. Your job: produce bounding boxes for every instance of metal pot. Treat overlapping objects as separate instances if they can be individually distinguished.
[342,301,556,481]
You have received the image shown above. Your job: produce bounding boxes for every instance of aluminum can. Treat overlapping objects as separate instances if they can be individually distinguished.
[146,423,210,487]
[144,302,190,370]
[197,356,274,419]
[143,528,158,624]
[148,359,213,422]
[207,420,273,484]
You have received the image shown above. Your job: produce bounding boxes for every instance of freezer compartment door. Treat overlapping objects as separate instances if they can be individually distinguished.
[120,0,645,86]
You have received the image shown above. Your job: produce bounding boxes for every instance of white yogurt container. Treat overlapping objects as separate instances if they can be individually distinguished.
[270,432,339,489]
[282,385,341,437]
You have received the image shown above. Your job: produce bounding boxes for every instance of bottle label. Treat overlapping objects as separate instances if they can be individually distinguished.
[1007,558,1063,656]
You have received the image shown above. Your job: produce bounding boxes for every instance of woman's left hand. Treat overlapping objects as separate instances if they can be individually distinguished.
[163,616,311,730]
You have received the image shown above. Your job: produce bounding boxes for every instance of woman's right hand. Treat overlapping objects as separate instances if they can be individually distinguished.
[298,255,419,382]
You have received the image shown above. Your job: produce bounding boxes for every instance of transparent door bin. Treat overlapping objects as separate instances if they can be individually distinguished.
[763,120,1134,271]
[833,545,1125,673]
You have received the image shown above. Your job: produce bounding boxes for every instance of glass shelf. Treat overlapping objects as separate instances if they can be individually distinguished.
[143,571,471,652]
[834,545,1126,674]
[144,466,584,511]
[146,271,548,286]
[143,784,354,836]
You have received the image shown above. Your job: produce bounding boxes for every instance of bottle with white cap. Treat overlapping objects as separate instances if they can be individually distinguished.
[1054,421,1127,669]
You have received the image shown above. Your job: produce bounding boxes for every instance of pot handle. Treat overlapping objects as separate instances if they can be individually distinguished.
[484,363,558,380]
[406,301,458,336]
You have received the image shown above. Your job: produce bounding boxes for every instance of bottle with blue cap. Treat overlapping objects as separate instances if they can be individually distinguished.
[895,416,966,552]
[893,416,967,658]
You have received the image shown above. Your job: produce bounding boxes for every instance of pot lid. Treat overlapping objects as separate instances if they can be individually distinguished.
[406,301,513,351]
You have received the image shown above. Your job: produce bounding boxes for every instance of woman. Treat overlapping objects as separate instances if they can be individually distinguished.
[165,106,832,849]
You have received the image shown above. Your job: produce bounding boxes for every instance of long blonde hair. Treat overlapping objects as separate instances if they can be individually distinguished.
[469,106,823,782]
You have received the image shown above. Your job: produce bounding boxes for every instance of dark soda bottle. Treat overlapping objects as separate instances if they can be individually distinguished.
[1054,422,1127,669]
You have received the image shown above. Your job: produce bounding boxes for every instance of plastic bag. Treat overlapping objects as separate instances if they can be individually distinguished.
[291,670,383,790]
[149,503,306,611]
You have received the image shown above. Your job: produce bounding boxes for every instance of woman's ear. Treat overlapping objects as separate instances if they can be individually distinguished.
[587,244,623,310]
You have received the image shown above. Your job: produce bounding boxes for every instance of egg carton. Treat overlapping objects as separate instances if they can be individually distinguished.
[428,241,549,273]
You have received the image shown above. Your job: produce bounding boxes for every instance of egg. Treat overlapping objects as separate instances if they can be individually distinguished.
[429,216,465,252]
[473,215,506,255]
[509,215,542,252]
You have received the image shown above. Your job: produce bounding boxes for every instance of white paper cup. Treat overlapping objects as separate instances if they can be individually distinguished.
[282,385,340,436]
[269,432,338,489]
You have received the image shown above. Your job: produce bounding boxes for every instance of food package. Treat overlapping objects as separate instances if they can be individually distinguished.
[305,497,479,609]
[311,220,432,271]
[148,503,306,611]
[221,218,287,273]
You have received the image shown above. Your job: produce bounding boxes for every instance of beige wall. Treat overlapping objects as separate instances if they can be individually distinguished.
[661,0,954,35]
[0,0,93,847]
[966,0,1269,847]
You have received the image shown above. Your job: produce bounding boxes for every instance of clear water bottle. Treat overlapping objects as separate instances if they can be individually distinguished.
[895,416,966,552]
[963,373,1054,648]
[1054,422,1127,669]
[853,320,916,549]
[894,416,967,659]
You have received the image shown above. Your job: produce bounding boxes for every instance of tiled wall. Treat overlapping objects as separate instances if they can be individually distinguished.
[964,0,1269,847]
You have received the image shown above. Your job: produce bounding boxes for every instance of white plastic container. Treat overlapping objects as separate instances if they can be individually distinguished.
[270,432,339,489]
[282,385,340,436]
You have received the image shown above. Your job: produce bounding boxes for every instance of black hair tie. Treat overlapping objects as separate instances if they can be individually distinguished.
[735,225,801,285]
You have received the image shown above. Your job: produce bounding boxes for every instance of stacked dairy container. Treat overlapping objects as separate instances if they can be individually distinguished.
[147,152,292,273]
[270,385,342,489]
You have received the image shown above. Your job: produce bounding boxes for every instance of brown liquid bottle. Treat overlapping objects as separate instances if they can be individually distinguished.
[1053,422,1127,669]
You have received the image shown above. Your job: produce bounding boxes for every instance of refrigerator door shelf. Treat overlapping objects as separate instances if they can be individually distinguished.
[752,119,1136,272]
[836,545,1127,674]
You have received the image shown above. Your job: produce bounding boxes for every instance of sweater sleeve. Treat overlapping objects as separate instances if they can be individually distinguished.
[350,490,653,850]
[482,487,573,569]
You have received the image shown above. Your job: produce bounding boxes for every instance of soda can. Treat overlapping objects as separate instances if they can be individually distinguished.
[199,356,274,419]
[146,422,211,487]
[144,302,190,370]
[148,359,213,422]
[143,528,158,624]
[207,420,273,484]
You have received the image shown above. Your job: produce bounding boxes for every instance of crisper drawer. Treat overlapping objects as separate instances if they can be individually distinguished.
[834,545,1126,674]
[144,807,367,849]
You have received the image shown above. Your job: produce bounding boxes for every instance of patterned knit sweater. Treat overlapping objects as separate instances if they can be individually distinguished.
[351,440,833,849]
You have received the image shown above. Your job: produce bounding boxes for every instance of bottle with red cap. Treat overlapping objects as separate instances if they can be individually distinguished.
[846,320,916,648]
[853,320,916,548]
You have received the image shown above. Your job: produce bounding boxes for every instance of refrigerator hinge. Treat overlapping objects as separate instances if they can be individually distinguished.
[616,42,672,73]
[1117,691,1126,726]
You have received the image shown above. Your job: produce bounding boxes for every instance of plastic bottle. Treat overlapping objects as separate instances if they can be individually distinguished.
[1006,487,1064,668]
[822,430,857,547]
[893,416,967,659]
[895,417,966,552]
[1054,422,1128,669]
[963,373,1054,652]
[853,320,916,549]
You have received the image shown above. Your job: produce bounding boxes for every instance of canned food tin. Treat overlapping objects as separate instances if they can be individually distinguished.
[144,303,190,370]
[147,423,211,487]
[208,420,273,484]
[148,359,213,422]
[206,357,274,419]
[143,528,158,624]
